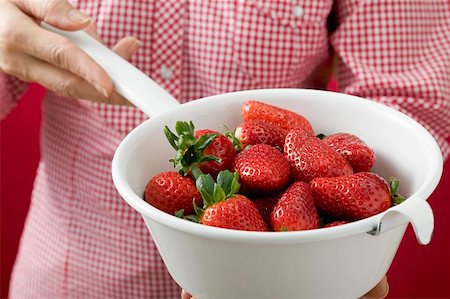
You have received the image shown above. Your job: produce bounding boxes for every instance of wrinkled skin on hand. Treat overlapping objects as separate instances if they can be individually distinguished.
[0,0,139,105]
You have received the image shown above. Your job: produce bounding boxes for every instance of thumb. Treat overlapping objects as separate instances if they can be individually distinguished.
[360,276,389,299]
[14,0,91,30]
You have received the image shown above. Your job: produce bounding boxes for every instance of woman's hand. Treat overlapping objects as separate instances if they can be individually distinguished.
[361,276,389,299]
[0,0,138,105]
[181,276,389,299]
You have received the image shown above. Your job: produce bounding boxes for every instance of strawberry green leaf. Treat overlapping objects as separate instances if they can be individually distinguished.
[184,214,199,223]
[198,155,221,163]
[274,145,283,152]
[178,134,191,151]
[231,171,240,195]
[164,126,179,150]
[213,184,226,203]
[319,215,330,228]
[180,147,195,165]
[316,133,326,140]
[223,125,242,152]
[191,166,204,181]
[389,177,407,206]
[175,209,185,218]
[196,171,241,209]
[195,133,219,152]
[390,177,400,195]
[217,170,240,197]
[193,198,204,219]
[176,121,194,136]
[217,170,234,195]
[280,226,289,232]
[196,174,215,207]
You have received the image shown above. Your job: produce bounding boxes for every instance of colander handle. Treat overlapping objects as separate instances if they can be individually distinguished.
[40,23,180,117]
[368,196,434,245]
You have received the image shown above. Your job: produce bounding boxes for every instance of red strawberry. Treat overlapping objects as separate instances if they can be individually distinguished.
[270,181,320,231]
[196,171,268,231]
[201,195,268,231]
[252,194,281,226]
[164,121,236,177]
[144,171,202,215]
[323,220,349,228]
[242,100,314,135]
[284,127,353,182]
[323,133,376,172]
[233,120,286,151]
[232,144,290,195]
[195,129,237,177]
[310,172,397,221]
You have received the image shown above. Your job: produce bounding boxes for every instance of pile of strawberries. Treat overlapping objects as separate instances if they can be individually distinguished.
[144,100,405,232]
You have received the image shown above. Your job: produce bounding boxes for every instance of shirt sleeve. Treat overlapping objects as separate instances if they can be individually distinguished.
[330,0,450,160]
[0,72,29,120]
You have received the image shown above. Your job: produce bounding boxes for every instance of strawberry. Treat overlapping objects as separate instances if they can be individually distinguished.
[195,170,268,231]
[284,127,353,182]
[310,173,405,221]
[323,133,376,172]
[164,121,236,177]
[232,144,290,195]
[323,220,349,228]
[201,195,268,231]
[195,129,237,177]
[252,194,280,226]
[270,181,320,231]
[231,120,286,151]
[242,100,314,135]
[144,171,202,215]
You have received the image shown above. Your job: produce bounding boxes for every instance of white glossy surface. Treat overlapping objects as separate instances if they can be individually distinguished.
[112,89,443,298]
[373,196,434,245]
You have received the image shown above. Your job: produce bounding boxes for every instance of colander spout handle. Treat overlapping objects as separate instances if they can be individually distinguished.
[368,196,434,245]
[40,23,180,117]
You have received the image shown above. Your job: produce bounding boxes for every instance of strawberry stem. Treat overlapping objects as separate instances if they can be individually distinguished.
[389,177,407,206]
[191,166,204,180]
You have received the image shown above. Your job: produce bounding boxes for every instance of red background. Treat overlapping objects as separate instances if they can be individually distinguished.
[1,84,449,298]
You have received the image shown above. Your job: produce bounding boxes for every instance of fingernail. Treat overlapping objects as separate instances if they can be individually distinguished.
[68,9,91,24]
[91,81,109,98]
[128,39,141,54]
[379,280,389,299]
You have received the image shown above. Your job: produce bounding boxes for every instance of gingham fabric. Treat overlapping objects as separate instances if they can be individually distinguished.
[2,1,449,298]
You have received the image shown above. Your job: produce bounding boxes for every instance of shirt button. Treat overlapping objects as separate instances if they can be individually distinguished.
[160,66,173,80]
[292,5,303,17]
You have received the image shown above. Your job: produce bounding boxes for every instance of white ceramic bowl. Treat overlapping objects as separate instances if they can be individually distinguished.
[45,26,443,299]
[112,89,443,299]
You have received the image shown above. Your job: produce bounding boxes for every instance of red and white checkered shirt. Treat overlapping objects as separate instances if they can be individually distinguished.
[2,1,450,298]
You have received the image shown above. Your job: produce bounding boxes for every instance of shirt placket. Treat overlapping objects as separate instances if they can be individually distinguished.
[151,0,185,101]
